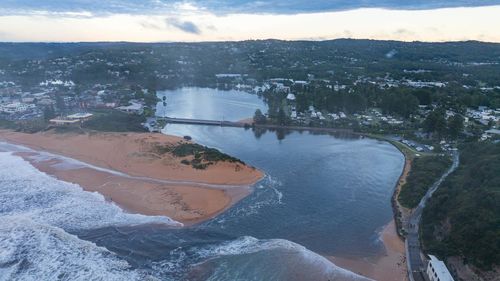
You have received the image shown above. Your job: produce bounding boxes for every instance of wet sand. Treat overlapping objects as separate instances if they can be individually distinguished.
[329,220,408,281]
[0,130,263,225]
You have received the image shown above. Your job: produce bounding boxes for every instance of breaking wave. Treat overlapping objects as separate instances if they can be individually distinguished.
[0,217,156,281]
[151,236,372,281]
[0,152,180,230]
[0,152,178,280]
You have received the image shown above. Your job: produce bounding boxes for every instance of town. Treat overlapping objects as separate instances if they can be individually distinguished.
[1,40,499,281]
[1,41,499,146]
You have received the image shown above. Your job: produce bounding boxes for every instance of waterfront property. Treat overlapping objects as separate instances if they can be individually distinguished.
[426,255,454,281]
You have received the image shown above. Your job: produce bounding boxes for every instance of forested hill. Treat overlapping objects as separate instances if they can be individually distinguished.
[421,142,500,270]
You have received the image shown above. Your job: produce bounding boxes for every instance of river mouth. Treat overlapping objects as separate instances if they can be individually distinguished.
[0,88,404,280]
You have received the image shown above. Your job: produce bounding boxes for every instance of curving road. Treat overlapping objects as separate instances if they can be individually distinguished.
[406,151,460,281]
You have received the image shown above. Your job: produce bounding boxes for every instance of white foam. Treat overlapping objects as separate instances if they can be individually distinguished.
[192,236,373,281]
[0,217,156,281]
[0,152,181,230]
[227,175,283,219]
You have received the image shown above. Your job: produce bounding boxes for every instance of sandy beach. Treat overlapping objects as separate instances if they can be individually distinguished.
[0,130,263,224]
[329,220,408,281]
[392,153,413,237]
[0,130,263,185]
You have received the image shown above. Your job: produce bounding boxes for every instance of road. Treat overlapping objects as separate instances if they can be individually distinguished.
[406,151,460,281]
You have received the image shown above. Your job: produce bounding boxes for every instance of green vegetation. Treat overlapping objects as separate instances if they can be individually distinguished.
[0,119,16,130]
[154,142,244,170]
[83,109,147,132]
[398,155,452,208]
[0,118,50,133]
[423,109,464,140]
[421,143,500,270]
[253,109,267,124]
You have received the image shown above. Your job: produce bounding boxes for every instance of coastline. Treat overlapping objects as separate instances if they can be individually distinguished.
[0,130,264,225]
[390,143,413,238]
[329,220,408,281]
[0,128,413,279]
[328,139,413,281]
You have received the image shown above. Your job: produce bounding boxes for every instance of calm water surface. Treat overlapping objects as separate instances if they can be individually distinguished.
[0,88,404,281]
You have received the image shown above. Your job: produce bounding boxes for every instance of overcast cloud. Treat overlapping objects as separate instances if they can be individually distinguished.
[1,0,500,16]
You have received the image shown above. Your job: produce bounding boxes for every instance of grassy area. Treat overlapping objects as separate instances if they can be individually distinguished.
[154,142,244,170]
[398,155,452,208]
[0,119,17,130]
[83,109,147,132]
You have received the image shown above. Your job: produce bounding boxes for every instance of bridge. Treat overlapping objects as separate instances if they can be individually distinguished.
[159,117,247,128]
[158,117,354,135]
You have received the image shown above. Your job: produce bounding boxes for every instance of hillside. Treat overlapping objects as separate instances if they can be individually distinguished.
[421,142,500,273]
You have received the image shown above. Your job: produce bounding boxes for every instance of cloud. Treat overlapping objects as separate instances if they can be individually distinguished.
[166,18,201,34]
[1,0,500,16]
[139,21,163,30]
[393,28,416,37]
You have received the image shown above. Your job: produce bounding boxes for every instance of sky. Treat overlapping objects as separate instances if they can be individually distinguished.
[0,0,499,42]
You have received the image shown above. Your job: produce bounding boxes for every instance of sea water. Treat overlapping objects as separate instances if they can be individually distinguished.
[0,88,403,280]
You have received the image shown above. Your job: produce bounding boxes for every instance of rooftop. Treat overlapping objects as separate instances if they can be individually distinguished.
[428,255,454,281]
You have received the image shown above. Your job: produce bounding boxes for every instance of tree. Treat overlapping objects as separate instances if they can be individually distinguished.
[43,106,55,121]
[424,109,447,138]
[55,94,66,114]
[277,107,288,125]
[448,115,464,140]
[253,109,267,124]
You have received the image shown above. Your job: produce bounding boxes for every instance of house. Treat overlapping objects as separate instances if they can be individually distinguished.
[426,255,454,281]
[50,113,93,126]
[67,112,93,121]
[49,118,80,126]
[116,101,144,115]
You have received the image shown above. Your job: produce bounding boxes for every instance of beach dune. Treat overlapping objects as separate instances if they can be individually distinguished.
[0,131,263,224]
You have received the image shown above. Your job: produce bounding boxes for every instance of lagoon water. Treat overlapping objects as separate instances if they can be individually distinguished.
[156,87,267,121]
[0,88,403,281]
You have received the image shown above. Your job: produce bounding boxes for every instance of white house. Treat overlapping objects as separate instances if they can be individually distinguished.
[426,255,454,281]
[117,101,144,115]
[67,112,93,121]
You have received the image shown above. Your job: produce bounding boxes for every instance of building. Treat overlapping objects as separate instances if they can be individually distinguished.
[426,255,454,281]
[50,113,93,126]
[485,129,500,137]
[116,101,144,115]
[49,118,80,126]
[67,112,93,121]
[0,102,35,114]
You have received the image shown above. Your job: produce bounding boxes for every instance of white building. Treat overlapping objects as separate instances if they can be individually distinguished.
[426,255,454,281]
[67,113,93,121]
[117,101,144,115]
[0,102,35,114]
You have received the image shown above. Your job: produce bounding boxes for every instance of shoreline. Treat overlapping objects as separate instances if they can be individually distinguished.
[0,130,264,225]
[389,142,413,238]
[327,139,413,281]
[0,130,263,186]
[328,220,408,281]
[0,128,413,279]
